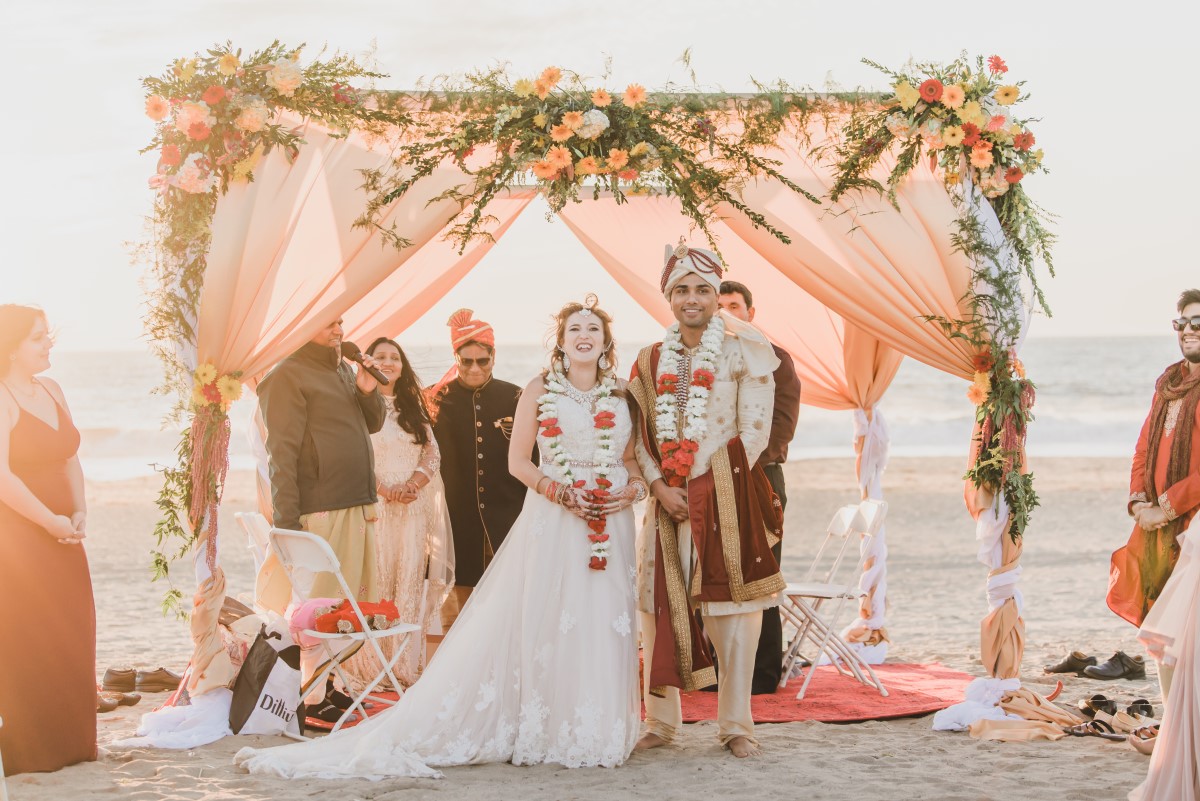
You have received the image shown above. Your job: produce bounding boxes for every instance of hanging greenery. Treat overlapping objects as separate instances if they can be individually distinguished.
[827,54,1054,541]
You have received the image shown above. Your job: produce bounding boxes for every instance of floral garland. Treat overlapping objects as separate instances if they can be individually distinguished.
[140,42,400,615]
[357,65,837,256]
[654,317,724,487]
[537,371,620,570]
[827,54,1051,542]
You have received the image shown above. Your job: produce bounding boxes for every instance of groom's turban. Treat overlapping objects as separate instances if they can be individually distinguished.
[660,242,724,298]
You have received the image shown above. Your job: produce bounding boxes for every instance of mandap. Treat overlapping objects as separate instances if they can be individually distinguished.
[138,44,1051,708]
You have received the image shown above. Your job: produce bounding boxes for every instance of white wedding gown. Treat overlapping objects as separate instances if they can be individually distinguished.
[235,387,640,780]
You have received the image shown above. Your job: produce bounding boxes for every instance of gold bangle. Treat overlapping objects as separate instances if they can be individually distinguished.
[535,476,549,494]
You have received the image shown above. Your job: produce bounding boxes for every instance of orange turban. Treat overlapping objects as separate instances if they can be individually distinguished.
[448,308,494,351]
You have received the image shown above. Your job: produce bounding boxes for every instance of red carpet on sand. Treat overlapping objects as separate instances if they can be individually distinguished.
[309,662,972,730]
[675,663,973,724]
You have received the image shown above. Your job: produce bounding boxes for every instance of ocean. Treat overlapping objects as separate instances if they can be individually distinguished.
[50,336,1180,482]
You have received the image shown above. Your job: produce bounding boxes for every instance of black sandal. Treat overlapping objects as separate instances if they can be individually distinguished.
[1127,698,1154,718]
[1064,719,1126,741]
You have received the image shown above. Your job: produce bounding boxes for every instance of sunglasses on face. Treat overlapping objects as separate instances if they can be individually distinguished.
[457,356,492,368]
[1172,316,1200,332]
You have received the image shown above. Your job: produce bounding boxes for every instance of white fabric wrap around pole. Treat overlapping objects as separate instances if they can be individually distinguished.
[848,407,889,664]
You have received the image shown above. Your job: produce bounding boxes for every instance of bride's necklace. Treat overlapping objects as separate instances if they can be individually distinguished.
[537,369,619,571]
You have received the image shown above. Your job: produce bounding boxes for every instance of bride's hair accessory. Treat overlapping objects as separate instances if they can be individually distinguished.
[660,240,724,297]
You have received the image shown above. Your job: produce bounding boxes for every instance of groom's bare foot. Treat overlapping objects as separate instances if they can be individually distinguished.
[634,733,668,751]
[726,736,760,758]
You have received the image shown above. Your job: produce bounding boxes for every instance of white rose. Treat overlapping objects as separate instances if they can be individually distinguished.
[235,103,271,132]
[267,58,303,97]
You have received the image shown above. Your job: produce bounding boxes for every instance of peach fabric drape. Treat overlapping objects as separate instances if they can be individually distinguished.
[559,193,902,652]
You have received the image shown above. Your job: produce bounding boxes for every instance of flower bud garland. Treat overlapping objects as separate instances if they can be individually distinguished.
[536,371,620,570]
[653,316,724,487]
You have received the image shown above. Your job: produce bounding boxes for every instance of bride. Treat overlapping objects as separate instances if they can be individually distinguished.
[236,295,648,779]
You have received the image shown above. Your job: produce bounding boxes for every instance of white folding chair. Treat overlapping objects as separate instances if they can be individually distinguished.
[0,715,8,801]
[779,500,889,700]
[268,527,420,734]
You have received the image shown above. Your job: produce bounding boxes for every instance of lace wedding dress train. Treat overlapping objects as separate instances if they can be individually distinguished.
[235,386,639,779]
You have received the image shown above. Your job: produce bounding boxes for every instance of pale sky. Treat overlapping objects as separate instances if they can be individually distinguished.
[3,0,1195,352]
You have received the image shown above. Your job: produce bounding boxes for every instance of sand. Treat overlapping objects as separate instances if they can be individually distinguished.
[3,457,1156,800]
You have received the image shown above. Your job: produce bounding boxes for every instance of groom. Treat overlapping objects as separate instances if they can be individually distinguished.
[630,242,786,758]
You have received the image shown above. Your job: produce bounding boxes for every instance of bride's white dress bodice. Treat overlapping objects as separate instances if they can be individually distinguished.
[536,385,631,488]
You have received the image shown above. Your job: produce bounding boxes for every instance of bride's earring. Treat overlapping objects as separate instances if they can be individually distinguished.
[561,350,571,371]
[598,349,610,371]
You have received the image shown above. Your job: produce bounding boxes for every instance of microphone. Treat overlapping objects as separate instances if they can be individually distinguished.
[340,341,390,386]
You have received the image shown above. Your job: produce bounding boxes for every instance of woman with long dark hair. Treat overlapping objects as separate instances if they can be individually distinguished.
[341,337,454,690]
[0,305,96,774]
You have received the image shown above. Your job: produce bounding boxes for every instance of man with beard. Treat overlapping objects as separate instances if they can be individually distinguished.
[629,242,785,759]
[1106,288,1200,697]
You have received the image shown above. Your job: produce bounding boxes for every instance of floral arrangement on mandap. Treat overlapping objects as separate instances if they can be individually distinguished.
[358,65,826,255]
[140,41,398,614]
[828,54,1053,541]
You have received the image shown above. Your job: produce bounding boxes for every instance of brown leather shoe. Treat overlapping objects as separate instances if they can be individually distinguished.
[97,694,119,713]
[1043,651,1097,677]
[135,667,182,693]
[101,667,136,692]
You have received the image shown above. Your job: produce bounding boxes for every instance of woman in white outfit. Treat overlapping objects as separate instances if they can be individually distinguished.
[236,295,648,779]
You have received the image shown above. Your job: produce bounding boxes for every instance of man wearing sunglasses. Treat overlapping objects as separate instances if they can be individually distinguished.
[1106,289,1200,696]
[427,309,528,632]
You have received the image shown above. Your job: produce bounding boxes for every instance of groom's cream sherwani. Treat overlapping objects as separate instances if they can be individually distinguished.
[631,313,785,746]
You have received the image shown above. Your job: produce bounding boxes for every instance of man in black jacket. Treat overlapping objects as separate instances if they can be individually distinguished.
[257,318,387,611]
[428,309,527,631]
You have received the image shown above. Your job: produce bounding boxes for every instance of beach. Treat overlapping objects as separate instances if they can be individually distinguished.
[0,455,1156,800]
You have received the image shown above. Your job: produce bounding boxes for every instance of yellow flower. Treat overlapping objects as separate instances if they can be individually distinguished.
[173,58,197,81]
[550,123,574,143]
[957,100,985,127]
[231,143,265,182]
[944,171,961,186]
[216,375,243,404]
[191,385,210,409]
[561,110,584,130]
[193,363,217,386]
[893,81,920,111]
[513,78,536,98]
[532,113,548,128]
[972,371,990,389]
[1032,148,1044,164]
[994,85,1019,106]
[591,88,612,107]
[217,53,240,76]
[941,125,965,147]
[630,141,649,157]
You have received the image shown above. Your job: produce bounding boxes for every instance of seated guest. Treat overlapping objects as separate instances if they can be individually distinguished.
[0,305,96,774]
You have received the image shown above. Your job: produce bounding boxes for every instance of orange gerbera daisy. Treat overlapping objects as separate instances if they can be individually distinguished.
[531,160,559,180]
[546,145,572,169]
[606,148,629,170]
[534,78,552,100]
[576,156,601,175]
[550,124,574,143]
[622,83,647,108]
[540,66,562,87]
[591,88,612,107]
[144,95,169,121]
[966,382,988,406]
[562,110,584,130]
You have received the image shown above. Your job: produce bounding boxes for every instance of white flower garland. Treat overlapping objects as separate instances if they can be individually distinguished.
[536,370,620,567]
[654,315,724,448]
